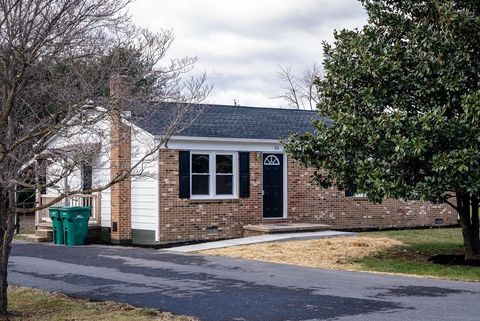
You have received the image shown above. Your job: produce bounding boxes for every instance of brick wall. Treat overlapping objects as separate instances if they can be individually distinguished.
[286,158,458,229]
[109,76,132,244]
[158,149,458,243]
[159,150,268,243]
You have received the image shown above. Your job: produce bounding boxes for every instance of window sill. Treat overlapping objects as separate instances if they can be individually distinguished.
[188,196,240,203]
[190,195,237,200]
[352,197,369,201]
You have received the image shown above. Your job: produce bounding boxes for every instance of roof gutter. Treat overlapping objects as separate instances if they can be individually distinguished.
[155,135,281,144]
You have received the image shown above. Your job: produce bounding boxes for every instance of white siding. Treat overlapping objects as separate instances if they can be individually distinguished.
[92,144,112,228]
[130,124,159,241]
[100,188,111,227]
[45,162,64,195]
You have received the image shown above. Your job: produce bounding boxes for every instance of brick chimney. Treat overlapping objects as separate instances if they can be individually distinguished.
[109,75,132,245]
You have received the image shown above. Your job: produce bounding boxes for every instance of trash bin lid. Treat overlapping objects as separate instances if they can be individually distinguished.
[48,206,64,218]
[60,206,92,219]
[61,206,92,211]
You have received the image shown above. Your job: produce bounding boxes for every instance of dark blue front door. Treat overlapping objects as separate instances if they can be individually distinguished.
[263,154,284,218]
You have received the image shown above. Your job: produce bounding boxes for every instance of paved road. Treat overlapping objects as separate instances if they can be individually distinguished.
[9,242,480,321]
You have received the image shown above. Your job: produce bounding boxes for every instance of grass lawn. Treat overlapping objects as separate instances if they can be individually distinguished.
[200,228,480,282]
[357,228,480,281]
[4,286,198,321]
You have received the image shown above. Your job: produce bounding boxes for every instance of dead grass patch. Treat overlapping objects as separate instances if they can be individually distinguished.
[200,236,404,270]
[4,286,198,321]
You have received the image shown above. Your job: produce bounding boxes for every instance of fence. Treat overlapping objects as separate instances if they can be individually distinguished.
[35,193,102,227]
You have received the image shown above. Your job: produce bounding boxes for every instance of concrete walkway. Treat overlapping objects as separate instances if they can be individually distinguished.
[163,230,356,252]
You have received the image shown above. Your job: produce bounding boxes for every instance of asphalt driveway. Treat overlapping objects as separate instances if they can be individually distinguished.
[9,242,480,321]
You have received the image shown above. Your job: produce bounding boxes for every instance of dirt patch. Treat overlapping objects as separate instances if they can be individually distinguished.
[200,237,404,270]
[428,254,480,267]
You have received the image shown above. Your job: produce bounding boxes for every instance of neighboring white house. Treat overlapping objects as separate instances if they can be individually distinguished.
[40,107,159,243]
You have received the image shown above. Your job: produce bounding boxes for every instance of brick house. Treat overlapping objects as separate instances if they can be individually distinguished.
[39,101,458,246]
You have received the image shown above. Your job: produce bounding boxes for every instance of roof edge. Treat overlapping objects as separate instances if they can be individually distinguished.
[159,135,281,144]
[146,101,318,113]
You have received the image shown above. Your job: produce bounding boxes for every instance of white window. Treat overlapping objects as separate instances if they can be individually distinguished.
[353,192,367,198]
[191,152,237,199]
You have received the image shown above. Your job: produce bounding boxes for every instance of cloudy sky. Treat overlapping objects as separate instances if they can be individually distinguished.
[130,0,367,107]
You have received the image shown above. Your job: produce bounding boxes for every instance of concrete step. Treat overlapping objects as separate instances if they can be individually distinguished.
[36,223,52,230]
[25,224,100,244]
[35,229,53,239]
[243,223,331,237]
[26,235,50,243]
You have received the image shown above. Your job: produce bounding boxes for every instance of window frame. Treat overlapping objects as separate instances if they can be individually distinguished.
[190,151,238,200]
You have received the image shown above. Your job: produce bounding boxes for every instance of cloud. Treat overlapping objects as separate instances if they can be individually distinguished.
[130,0,367,107]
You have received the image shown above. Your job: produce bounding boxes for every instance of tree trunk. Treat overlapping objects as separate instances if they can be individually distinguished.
[456,192,480,262]
[0,189,15,316]
[0,190,7,316]
[0,249,8,317]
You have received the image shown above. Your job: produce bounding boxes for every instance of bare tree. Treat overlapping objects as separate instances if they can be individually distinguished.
[276,64,322,110]
[0,0,210,315]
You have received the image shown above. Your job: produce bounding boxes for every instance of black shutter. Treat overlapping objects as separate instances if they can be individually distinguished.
[81,163,93,192]
[179,151,190,199]
[38,174,47,195]
[239,152,250,198]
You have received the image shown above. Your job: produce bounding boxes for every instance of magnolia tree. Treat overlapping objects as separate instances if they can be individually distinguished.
[284,0,480,262]
[0,0,210,315]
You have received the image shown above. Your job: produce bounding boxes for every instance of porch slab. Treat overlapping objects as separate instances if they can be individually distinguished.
[28,223,102,243]
[243,223,331,234]
[163,230,356,253]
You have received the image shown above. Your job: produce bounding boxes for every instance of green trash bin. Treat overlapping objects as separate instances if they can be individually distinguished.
[60,207,91,246]
[49,207,64,245]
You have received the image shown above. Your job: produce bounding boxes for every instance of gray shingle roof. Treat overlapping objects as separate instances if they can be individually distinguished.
[131,102,323,140]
